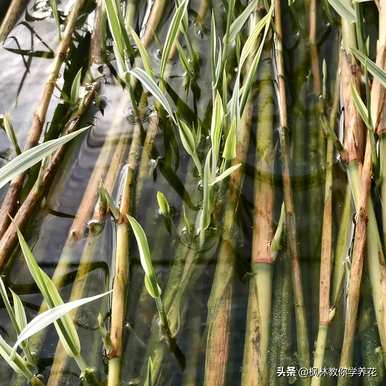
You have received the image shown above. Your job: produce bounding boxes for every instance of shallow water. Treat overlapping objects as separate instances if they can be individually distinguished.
[0,1,383,386]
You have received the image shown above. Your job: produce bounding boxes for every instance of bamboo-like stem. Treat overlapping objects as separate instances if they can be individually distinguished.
[273,0,310,376]
[91,0,105,65]
[337,3,386,377]
[241,44,274,386]
[311,26,341,386]
[0,83,99,271]
[0,0,28,42]
[331,186,352,304]
[107,122,142,386]
[337,19,375,384]
[0,0,88,238]
[141,0,166,49]
[46,134,129,386]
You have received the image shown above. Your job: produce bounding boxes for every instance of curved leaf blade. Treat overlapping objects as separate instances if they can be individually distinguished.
[0,127,88,190]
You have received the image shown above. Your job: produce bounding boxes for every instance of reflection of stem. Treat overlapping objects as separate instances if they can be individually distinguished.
[0,0,28,42]
[0,0,88,239]
[274,0,310,378]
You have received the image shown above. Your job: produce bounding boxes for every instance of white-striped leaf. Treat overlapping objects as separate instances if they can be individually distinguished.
[0,127,88,190]
[13,291,110,352]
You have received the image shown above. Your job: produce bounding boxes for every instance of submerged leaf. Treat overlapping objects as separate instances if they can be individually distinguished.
[0,127,88,190]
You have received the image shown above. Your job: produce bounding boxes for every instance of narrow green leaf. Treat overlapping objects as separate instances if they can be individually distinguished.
[145,357,154,386]
[240,15,270,112]
[10,290,27,332]
[210,163,241,186]
[70,69,82,104]
[210,92,224,168]
[0,127,88,190]
[210,12,217,85]
[351,84,372,130]
[328,0,356,23]
[49,0,61,39]
[144,275,161,299]
[0,277,18,332]
[104,0,132,68]
[227,0,259,42]
[0,336,33,378]
[222,121,237,160]
[127,216,153,277]
[351,48,386,88]
[2,113,21,155]
[129,68,175,122]
[201,151,212,232]
[13,291,110,352]
[160,0,188,80]
[238,6,273,71]
[99,184,120,220]
[178,120,196,157]
[104,0,124,61]
[128,26,154,78]
[15,225,81,358]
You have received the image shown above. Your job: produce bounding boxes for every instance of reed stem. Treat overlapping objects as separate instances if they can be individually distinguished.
[107,122,142,386]
[241,43,275,386]
[311,24,341,386]
[274,0,310,377]
[0,0,28,42]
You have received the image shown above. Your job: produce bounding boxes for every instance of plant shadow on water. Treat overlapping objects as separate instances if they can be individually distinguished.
[0,1,385,386]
